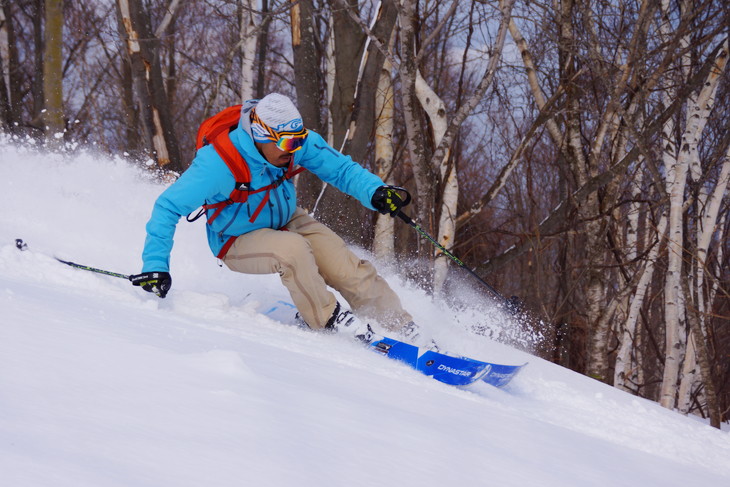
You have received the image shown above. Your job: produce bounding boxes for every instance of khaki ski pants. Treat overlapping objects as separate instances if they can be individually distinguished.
[223,207,412,330]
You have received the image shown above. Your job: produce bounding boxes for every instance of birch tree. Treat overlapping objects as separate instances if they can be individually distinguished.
[660,27,727,411]
[415,70,451,292]
[393,0,515,289]
[373,37,396,260]
[462,0,726,389]
[675,41,730,425]
[657,0,686,409]
[684,46,730,408]
[615,210,668,393]
[239,0,257,102]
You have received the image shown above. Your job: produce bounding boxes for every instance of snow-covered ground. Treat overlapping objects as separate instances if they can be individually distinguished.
[1,138,728,487]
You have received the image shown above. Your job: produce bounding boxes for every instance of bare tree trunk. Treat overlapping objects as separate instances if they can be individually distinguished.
[325,12,335,145]
[120,55,140,154]
[398,0,435,241]
[0,1,21,131]
[505,14,565,159]
[681,269,722,428]
[614,166,646,392]
[660,18,725,409]
[0,4,11,131]
[116,0,182,172]
[155,0,183,39]
[428,0,514,294]
[291,0,325,212]
[373,37,395,261]
[255,0,270,99]
[690,41,729,318]
[696,134,730,301]
[615,211,668,392]
[43,0,64,145]
[239,0,257,102]
[414,70,451,293]
[677,39,729,419]
[291,0,321,131]
[32,0,45,125]
[659,105,686,410]
[677,334,698,414]
[313,0,396,245]
[555,0,611,382]
[339,0,398,163]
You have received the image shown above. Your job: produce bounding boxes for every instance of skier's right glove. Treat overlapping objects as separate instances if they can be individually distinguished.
[130,271,172,298]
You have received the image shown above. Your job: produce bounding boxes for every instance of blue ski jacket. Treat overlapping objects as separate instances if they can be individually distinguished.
[141,103,384,273]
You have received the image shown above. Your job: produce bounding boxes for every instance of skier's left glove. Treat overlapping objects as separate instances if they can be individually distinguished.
[371,186,411,217]
[130,271,172,298]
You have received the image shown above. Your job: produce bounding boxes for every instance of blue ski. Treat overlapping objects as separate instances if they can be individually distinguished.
[261,300,526,388]
[368,335,526,388]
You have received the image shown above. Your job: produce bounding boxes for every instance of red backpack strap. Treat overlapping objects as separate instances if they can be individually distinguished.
[217,236,239,259]
[243,163,306,222]
[211,131,251,185]
[284,164,306,180]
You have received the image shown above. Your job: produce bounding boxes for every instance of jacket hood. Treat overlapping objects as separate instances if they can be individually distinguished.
[239,99,259,138]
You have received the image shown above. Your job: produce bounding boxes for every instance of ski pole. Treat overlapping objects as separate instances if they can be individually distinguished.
[395,211,520,313]
[54,257,131,280]
[14,239,131,280]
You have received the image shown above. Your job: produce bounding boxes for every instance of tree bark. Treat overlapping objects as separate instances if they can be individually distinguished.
[660,22,725,409]
[681,269,722,428]
[398,0,436,261]
[414,70,451,293]
[291,0,321,131]
[0,1,21,131]
[116,0,182,172]
[120,54,140,153]
[313,0,397,245]
[32,0,45,124]
[373,35,396,261]
[239,0,257,102]
[291,0,325,213]
[43,0,64,145]
[614,211,668,392]
[255,0,270,99]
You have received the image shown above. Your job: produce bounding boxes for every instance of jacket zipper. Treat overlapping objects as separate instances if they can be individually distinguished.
[272,185,285,228]
[218,202,244,242]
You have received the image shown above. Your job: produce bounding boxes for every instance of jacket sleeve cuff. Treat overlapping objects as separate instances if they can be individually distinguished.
[142,259,170,273]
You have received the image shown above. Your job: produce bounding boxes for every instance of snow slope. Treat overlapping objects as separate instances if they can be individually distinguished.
[1,138,728,487]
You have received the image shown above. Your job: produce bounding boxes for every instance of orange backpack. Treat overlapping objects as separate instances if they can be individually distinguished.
[190,105,306,258]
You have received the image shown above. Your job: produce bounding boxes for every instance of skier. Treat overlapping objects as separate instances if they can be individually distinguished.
[130,93,430,346]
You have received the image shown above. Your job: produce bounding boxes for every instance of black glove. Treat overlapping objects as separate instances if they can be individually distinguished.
[130,271,172,298]
[371,186,410,217]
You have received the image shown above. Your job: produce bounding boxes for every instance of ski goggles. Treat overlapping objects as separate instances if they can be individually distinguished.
[251,109,309,153]
[275,133,308,153]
